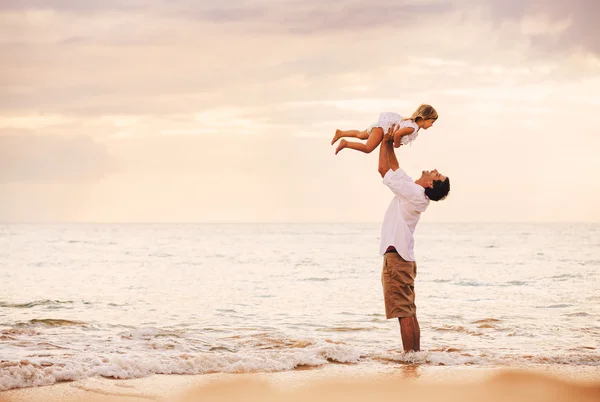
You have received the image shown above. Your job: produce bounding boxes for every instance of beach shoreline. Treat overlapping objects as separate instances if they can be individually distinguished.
[3,364,600,402]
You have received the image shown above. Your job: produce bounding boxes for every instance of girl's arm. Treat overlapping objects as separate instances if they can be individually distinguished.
[392,126,415,148]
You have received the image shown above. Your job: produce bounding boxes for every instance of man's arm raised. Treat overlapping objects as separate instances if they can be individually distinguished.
[384,132,400,172]
[378,131,393,178]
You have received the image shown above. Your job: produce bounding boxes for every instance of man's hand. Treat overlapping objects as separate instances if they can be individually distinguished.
[384,126,395,143]
[384,128,401,145]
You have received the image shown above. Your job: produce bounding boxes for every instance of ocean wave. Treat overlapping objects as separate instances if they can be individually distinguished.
[0,300,75,309]
[15,318,88,328]
[2,328,39,336]
[119,328,186,340]
[548,274,583,280]
[374,350,480,366]
[534,304,572,309]
[316,327,376,332]
[215,309,237,313]
[455,281,492,287]
[375,348,600,368]
[0,341,363,391]
[524,354,600,366]
[500,281,529,286]
[300,277,331,282]
[432,326,487,337]
[1,345,598,391]
[238,334,317,350]
[471,318,502,324]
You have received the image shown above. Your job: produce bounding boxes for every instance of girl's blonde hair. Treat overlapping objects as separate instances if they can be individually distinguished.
[403,104,438,123]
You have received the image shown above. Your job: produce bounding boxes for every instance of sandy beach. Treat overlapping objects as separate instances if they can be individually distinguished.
[3,364,600,402]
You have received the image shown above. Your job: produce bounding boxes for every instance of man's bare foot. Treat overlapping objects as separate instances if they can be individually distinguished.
[335,139,347,155]
[331,129,342,145]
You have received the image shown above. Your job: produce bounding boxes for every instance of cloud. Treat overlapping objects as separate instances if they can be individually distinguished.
[0,0,598,142]
[3,0,597,57]
[0,134,116,183]
[0,0,164,13]
[480,0,600,55]
[188,0,454,34]
[0,0,452,22]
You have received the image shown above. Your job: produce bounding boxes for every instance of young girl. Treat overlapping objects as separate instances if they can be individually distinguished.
[331,104,438,155]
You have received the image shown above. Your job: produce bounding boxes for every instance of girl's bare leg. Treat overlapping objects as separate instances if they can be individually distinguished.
[335,127,383,155]
[331,129,369,145]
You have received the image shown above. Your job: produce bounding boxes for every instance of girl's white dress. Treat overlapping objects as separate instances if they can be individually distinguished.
[367,112,419,146]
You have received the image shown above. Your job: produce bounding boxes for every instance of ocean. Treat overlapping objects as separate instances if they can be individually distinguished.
[1,223,598,391]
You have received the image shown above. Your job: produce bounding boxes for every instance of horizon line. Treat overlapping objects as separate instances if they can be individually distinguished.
[0,221,598,225]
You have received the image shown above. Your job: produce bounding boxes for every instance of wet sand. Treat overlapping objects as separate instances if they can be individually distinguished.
[2,364,600,402]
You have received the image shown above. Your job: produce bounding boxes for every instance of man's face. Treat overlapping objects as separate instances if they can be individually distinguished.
[423,119,436,130]
[421,169,446,186]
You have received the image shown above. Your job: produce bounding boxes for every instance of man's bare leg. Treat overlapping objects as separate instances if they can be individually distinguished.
[413,316,421,351]
[399,316,419,352]
[331,129,369,145]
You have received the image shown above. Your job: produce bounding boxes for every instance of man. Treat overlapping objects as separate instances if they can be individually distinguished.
[378,131,450,352]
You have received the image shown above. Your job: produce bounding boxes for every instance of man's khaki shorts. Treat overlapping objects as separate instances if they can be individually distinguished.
[381,251,417,319]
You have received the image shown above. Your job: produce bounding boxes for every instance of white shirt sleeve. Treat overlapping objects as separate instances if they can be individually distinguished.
[400,128,419,145]
[382,169,429,208]
[394,121,418,145]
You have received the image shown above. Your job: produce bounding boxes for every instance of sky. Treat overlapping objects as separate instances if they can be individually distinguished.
[1,0,599,223]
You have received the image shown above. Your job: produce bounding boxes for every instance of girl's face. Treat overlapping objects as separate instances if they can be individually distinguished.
[422,118,436,130]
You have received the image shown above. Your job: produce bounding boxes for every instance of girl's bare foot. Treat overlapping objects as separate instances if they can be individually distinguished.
[335,139,347,155]
[331,129,342,145]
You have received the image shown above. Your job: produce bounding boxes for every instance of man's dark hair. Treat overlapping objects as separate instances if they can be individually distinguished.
[425,178,450,201]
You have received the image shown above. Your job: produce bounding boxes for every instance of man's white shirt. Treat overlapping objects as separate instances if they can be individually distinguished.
[379,168,430,261]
